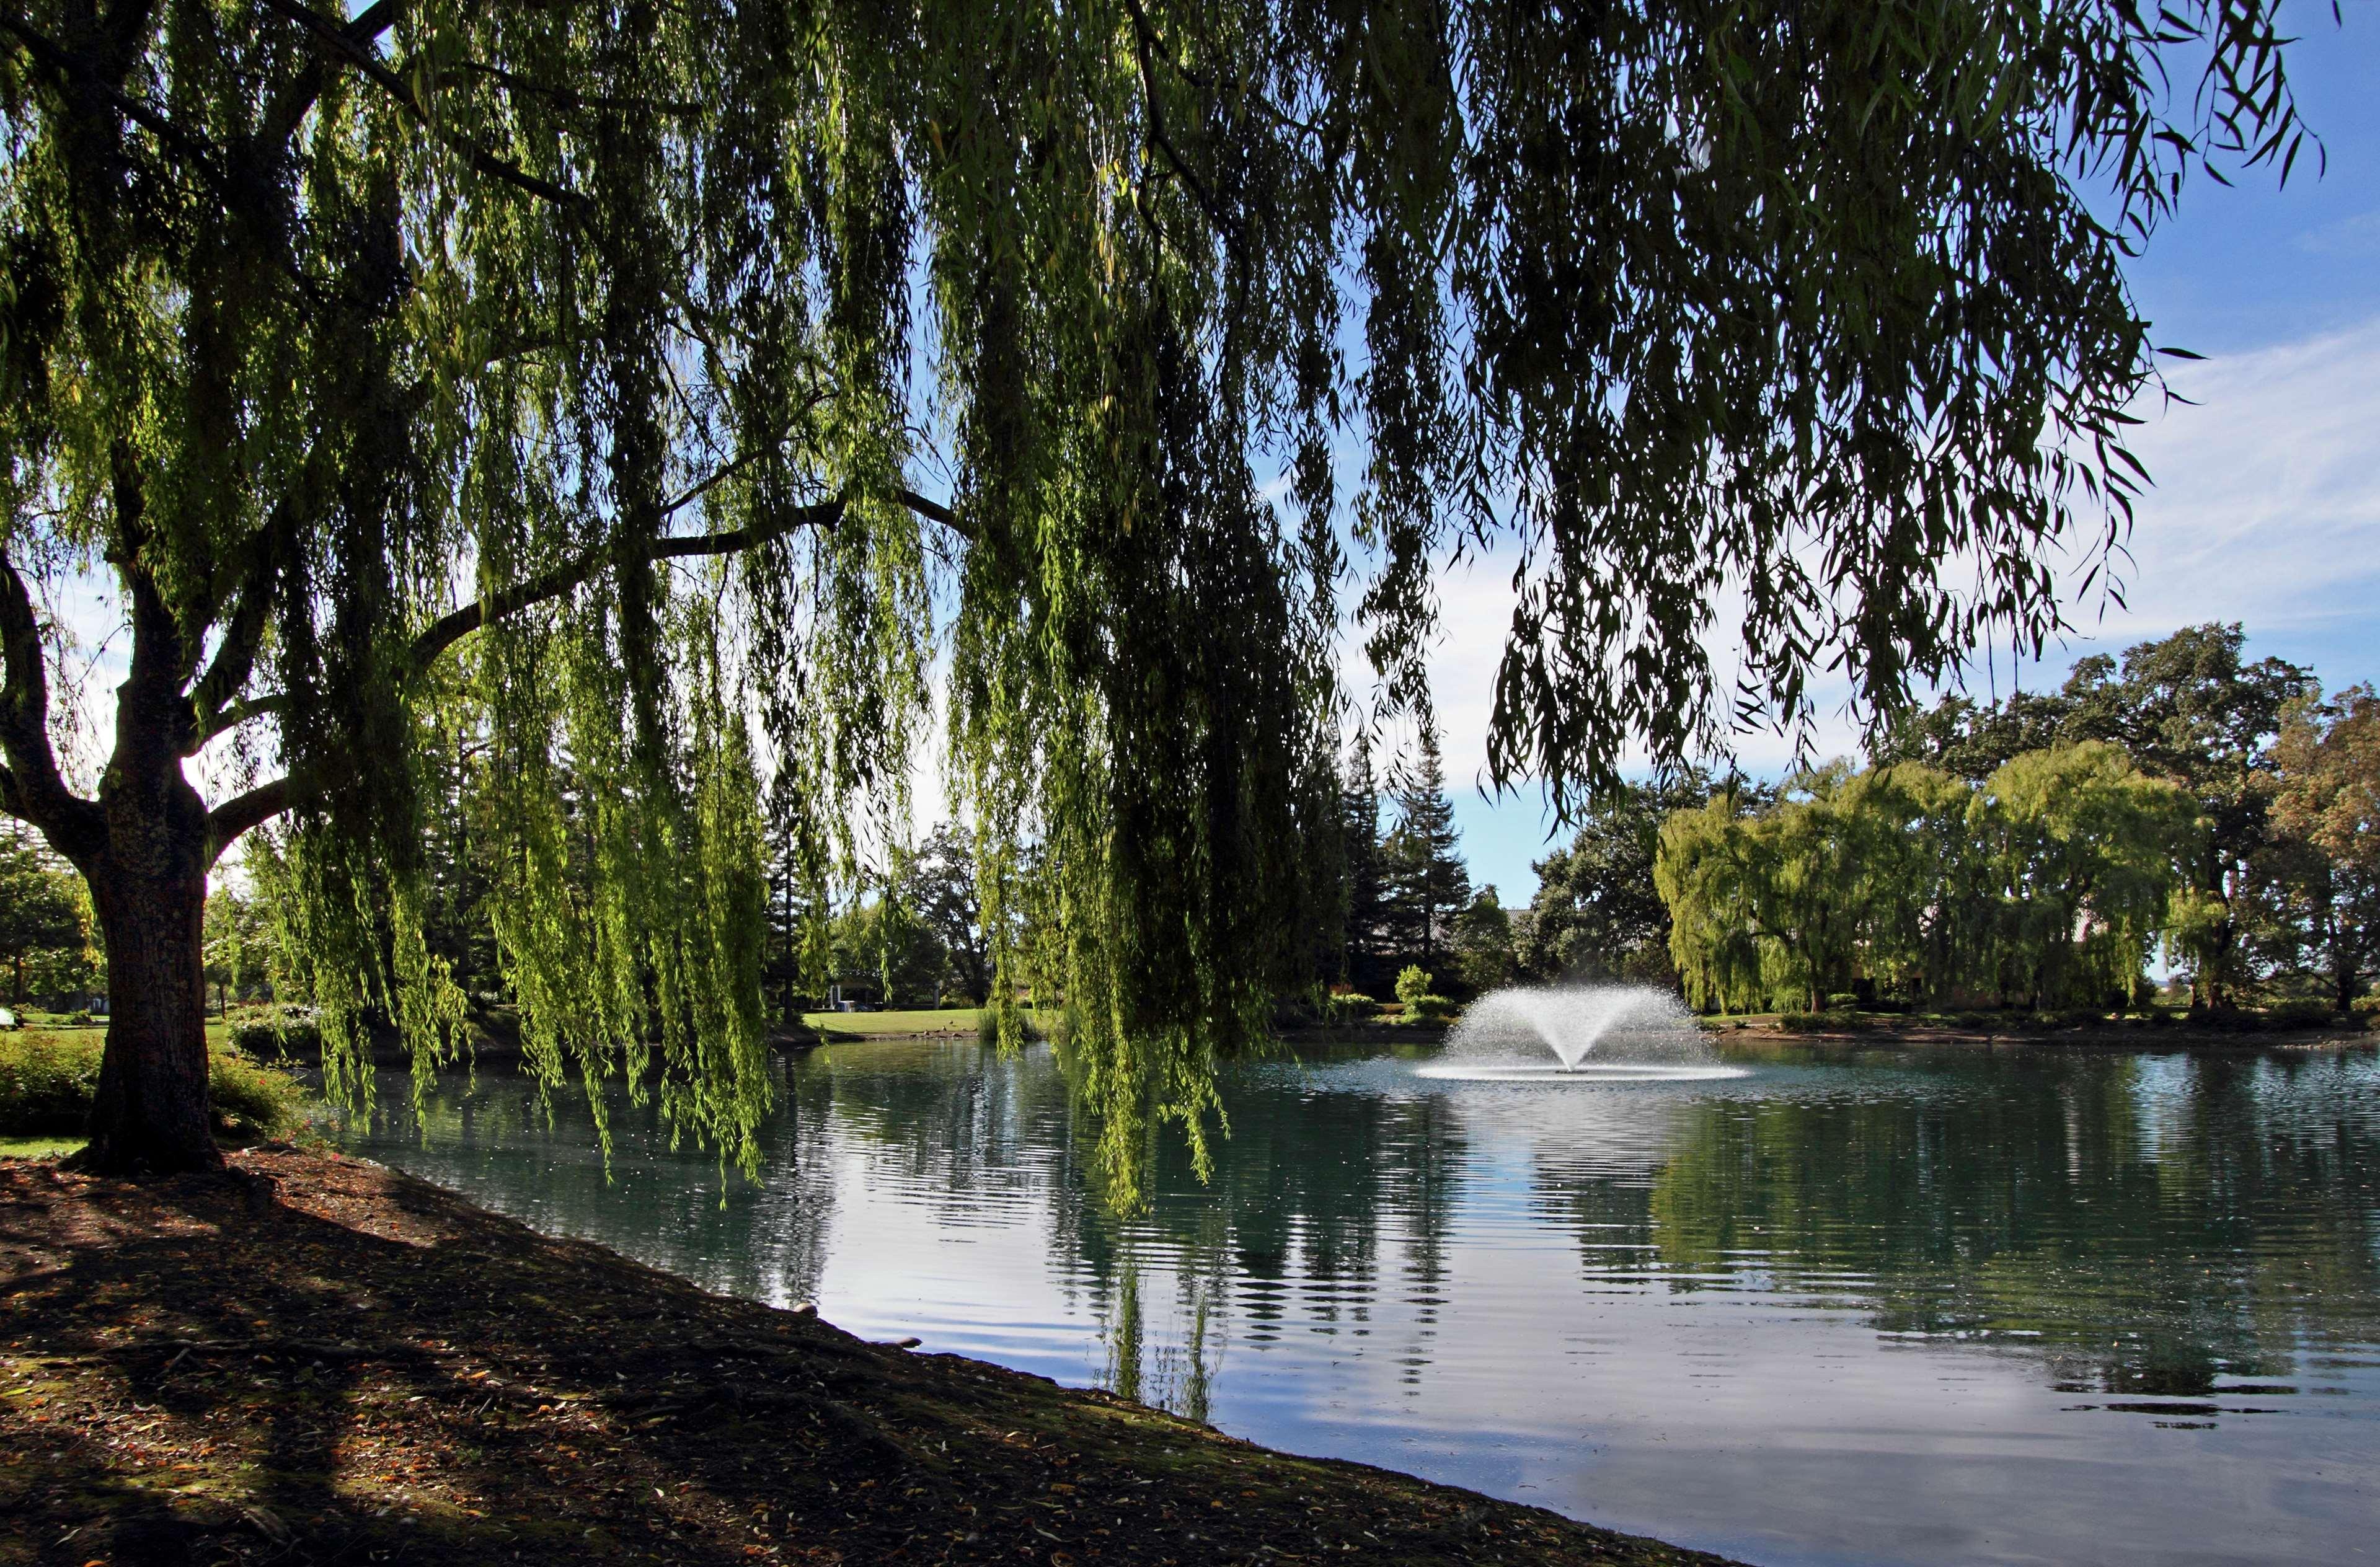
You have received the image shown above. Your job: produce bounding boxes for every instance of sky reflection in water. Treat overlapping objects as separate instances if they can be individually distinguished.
[331,1038,2380,1567]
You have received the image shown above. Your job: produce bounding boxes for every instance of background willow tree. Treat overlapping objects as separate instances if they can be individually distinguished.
[0,0,2315,1179]
[1657,746,2190,1013]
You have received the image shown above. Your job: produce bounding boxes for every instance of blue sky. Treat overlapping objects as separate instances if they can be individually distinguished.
[1434,2,2380,903]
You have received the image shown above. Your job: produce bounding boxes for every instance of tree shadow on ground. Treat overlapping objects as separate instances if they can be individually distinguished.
[0,1148,1735,1566]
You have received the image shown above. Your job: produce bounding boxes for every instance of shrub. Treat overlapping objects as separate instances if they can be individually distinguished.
[1823,992,1861,1011]
[0,1033,100,1134]
[1324,992,1379,1027]
[1,1031,306,1142]
[1394,966,1433,1012]
[228,1009,323,1062]
[1779,1010,1864,1033]
[2351,994,2380,1017]
[2267,998,2342,1030]
[208,1054,308,1141]
[1404,994,1457,1023]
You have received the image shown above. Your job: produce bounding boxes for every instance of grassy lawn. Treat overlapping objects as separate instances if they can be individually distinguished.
[0,1134,84,1159]
[4,1020,233,1046]
[800,1006,988,1039]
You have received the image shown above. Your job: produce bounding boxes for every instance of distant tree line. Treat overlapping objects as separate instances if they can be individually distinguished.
[764,823,994,1013]
[1512,624,2375,1016]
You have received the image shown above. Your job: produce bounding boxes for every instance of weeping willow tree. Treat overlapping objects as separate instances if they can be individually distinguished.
[0,0,2317,1178]
[1657,746,2190,1012]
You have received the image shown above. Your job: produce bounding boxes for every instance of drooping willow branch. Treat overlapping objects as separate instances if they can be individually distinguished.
[201,485,970,862]
[259,0,586,215]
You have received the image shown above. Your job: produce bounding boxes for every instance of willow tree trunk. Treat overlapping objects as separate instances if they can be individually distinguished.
[76,766,221,1175]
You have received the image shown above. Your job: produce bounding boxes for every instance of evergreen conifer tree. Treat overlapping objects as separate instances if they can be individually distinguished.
[1386,726,1469,969]
[1340,737,1387,987]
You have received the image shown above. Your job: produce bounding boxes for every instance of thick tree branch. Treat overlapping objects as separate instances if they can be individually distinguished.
[340,0,400,43]
[259,0,401,150]
[185,491,304,756]
[405,487,970,681]
[206,774,298,867]
[898,487,969,538]
[406,498,847,678]
[108,449,201,759]
[192,565,274,718]
[99,0,161,64]
[0,554,100,850]
[1119,0,1231,239]
[190,692,290,754]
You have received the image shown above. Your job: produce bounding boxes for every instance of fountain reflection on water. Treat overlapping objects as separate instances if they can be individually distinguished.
[1415,983,1748,1082]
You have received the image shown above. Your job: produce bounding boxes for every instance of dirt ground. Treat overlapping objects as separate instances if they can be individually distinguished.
[1,1147,1736,1567]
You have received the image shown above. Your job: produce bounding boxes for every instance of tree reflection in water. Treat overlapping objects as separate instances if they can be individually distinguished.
[340,1036,2380,1564]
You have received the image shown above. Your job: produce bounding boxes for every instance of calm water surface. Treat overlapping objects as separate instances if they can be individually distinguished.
[330,1038,2380,1567]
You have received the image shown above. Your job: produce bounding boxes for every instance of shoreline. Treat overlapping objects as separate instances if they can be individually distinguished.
[1,1146,1738,1566]
[1704,1020,2374,1051]
[793,1018,2370,1052]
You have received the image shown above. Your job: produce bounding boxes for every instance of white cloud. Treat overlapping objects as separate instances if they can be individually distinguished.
[2078,317,2380,651]
[2294,207,2380,257]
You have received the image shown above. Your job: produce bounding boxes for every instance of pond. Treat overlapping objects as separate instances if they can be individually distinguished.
[327,1037,2380,1567]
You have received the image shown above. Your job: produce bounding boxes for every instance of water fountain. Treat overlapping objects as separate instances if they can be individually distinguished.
[1415,984,1746,1082]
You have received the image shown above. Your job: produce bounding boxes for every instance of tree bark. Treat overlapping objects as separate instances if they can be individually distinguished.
[81,854,218,1173]
[73,728,223,1173]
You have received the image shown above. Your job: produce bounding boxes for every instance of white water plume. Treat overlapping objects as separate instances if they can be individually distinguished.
[1417,984,1744,1083]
